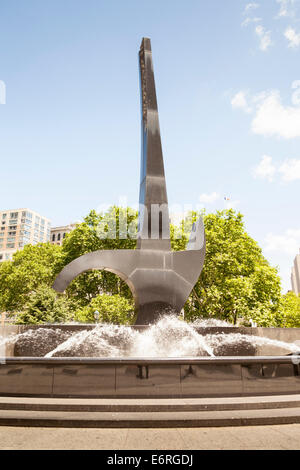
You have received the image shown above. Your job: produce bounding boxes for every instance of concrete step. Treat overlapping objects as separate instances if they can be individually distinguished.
[0,407,300,428]
[0,395,299,412]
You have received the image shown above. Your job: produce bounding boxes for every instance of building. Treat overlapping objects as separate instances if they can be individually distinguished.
[291,250,300,295]
[50,224,76,246]
[0,208,51,262]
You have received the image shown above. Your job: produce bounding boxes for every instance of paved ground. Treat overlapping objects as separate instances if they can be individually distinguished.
[0,424,299,450]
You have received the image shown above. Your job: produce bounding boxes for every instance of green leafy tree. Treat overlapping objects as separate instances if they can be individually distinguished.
[182,210,282,326]
[277,291,300,327]
[74,293,135,324]
[0,207,286,327]
[16,285,72,324]
[0,243,63,312]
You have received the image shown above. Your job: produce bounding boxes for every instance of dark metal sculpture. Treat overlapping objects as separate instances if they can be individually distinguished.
[53,37,206,324]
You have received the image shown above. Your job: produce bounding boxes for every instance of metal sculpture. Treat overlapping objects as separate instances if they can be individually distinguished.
[53,38,205,324]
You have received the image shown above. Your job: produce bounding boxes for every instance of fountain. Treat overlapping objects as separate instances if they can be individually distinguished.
[0,39,299,410]
[0,315,299,399]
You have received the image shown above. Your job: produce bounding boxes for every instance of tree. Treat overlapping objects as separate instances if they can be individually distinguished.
[0,207,285,327]
[0,243,63,312]
[182,210,282,326]
[73,293,135,324]
[277,291,300,328]
[15,285,72,324]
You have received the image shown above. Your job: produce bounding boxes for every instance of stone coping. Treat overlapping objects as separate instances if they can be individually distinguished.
[0,355,299,365]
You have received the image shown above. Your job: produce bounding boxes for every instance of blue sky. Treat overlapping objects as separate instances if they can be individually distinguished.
[0,0,299,292]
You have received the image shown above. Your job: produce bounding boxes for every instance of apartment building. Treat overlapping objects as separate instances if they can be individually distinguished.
[291,250,300,295]
[50,223,76,246]
[0,208,51,262]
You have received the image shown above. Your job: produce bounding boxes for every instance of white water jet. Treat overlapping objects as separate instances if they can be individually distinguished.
[1,316,299,358]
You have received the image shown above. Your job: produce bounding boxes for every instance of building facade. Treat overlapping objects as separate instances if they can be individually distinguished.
[291,250,300,295]
[50,224,76,246]
[0,208,51,262]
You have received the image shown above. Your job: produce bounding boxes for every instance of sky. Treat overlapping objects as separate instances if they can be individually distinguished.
[0,0,299,292]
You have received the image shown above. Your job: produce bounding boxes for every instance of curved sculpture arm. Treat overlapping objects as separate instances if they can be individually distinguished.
[52,250,138,294]
[171,217,206,289]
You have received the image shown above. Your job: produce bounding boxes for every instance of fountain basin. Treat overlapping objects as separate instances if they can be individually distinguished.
[0,322,299,399]
[0,356,299,398]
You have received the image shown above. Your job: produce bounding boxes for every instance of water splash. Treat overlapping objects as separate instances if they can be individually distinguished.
[192,318,234,327]
[45,315,299,358]
[206,332,299,356]
[1,316,299,358]
[45,325,137,358]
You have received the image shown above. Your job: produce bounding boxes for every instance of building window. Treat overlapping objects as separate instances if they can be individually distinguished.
[6,243,15,248]
[2,214,7,219]
[57,233,61,241]
[52,234,56,241]
[10,212,18,219]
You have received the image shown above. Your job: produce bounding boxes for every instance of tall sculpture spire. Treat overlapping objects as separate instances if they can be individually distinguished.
[52,38,206,325]
[138,38,170,251]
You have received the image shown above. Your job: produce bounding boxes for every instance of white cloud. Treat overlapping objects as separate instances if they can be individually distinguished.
[242,17,262,27]
[264,228,300,255]
[231,91,252,113]
[231,85,300,139]
[284,26,300,47]
[253,155,300,182]
[255,25,273,51]
[276,0,297,18]
[292,80,300,104]
[278,158,300,180]
[198,192,220,204]
[253,155,276,181]
[251,90,300,138]
[224,199,240,210]
[244,2,260,14]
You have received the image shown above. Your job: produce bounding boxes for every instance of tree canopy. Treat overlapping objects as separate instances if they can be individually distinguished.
[182,210,282,325]
[0,206,298,327]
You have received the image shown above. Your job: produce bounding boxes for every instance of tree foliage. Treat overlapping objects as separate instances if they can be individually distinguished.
[0,243,63,312]
[73,293,135,324]
[182,210,282,326]
[0,206,298,327]
[15,285,72,324]
[277,291,300,328]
